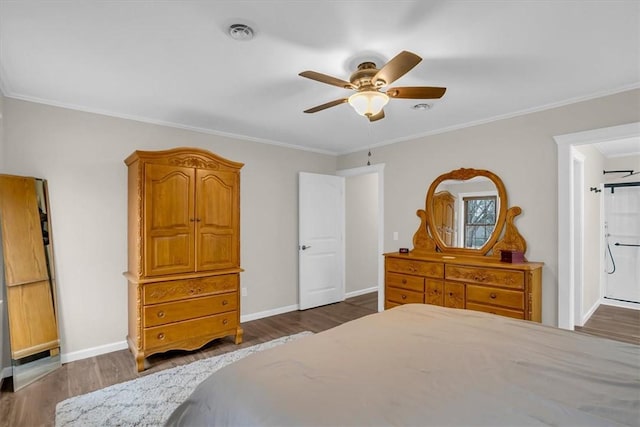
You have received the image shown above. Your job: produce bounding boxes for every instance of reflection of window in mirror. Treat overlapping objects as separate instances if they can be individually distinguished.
[462,196,497,248]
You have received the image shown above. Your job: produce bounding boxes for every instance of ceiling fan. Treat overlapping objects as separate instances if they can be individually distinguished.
[299,51,446,122]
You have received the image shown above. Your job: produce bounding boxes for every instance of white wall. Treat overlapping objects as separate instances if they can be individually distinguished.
[0,93,4,171]
[575,144,605,318]
[3,98,336,358]
[338,89,640,326]
[345,173,378,294]
[0,93,11,377]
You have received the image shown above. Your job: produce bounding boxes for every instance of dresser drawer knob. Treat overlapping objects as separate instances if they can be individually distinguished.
[449,292,453,297]
[222,300,229,306]
[157,332,165,340]
[157,311,165,318]
[490,293,497,299]
[402,279,407,284]
[222,319,229,325]
[401,294,407,300]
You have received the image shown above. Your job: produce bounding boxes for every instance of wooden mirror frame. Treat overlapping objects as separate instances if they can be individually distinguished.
[426,168,507,255]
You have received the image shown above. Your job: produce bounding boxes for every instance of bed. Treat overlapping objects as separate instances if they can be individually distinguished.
[165,304,640,426]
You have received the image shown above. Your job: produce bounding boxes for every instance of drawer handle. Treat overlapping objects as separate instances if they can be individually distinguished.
[157,332,165,340]
[157,311,165,318]
[474,275,486,282]
[222,319,229,325]
[222,300,229,306]
[449,292,454,297]
[490,293,497,299]
[401,295,407,300]
[402,279,407,284]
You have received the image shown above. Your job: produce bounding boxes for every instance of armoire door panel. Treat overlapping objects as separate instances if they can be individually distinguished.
[0,176,49,285]
[196,170,239,270]
[148,234,193,274]
[198,234,234,270]
[144,164,196,276]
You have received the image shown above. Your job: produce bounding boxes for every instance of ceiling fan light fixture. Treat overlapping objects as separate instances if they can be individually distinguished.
[348,91,389,117]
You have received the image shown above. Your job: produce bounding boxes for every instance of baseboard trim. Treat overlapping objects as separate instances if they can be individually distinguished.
[600,298,640,311]
[345,287,377,299]
[61,340,128,364]
[1,366,12,379]
[54,291,379,365]
[580,300,600,326]
[240,304,299,323]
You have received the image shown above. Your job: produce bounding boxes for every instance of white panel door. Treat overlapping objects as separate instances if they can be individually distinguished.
[299,172,345,310]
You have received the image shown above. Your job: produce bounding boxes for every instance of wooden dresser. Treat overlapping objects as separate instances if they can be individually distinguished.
[390,167,544,322]
[124,148,243,371]
[385,252,542,321]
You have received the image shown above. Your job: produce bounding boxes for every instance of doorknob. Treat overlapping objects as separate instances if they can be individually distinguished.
[300,245,312,250]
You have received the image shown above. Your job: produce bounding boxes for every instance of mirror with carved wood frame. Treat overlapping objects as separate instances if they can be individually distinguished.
[411,168,527,258]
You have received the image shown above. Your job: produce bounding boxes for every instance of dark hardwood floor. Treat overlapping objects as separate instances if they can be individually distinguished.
[575,303,640,345]
[0,293,378,427]
[1,293,637,427]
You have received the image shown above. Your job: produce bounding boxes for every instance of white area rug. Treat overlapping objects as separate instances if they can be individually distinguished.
[55,332,312,427]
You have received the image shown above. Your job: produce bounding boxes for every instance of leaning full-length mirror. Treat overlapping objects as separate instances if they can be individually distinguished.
[0,175,61,391]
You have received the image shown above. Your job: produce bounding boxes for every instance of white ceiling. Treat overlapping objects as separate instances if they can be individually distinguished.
[1,1,639,155]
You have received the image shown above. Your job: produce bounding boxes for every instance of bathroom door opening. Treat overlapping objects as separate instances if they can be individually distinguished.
[603,182,640,305]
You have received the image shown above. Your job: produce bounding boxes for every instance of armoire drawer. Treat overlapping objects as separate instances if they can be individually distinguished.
[143,274,238,304]
[144,311,238,350]
[386,272,425,292]
[386,287,424,305]
[445,265,524,289]
[386,258,444,279]
[466,285,524,310]
[144,292,237,327]
[466,302,525,320]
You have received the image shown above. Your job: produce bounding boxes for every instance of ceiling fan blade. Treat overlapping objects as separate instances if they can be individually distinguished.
[386,86,447,99]
[372,51,422,86]
[303,98,349,113]
[368,109,385,122]
[299,71,355,89]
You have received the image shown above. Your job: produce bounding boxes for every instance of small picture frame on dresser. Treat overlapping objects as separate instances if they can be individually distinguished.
[500,250,525,263]
[399,248,409,253]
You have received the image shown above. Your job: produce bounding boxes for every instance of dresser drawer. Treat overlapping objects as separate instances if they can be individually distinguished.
[466,302,525,320]
[386,287,424,305]
[466,285,524,310]
[386,258,444,279]
[144,293,237,327]
[425,279,444,306]
[444,282,465,309]
[445,265,524,289]
[386,272,425,292]
[143,274,238,304]
[144,311,238,350]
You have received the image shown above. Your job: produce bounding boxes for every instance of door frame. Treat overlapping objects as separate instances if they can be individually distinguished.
[554,121,640,330]
[337,163,385,312]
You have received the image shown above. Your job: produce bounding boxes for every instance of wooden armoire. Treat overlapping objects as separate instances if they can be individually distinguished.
[124,148,243,371]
